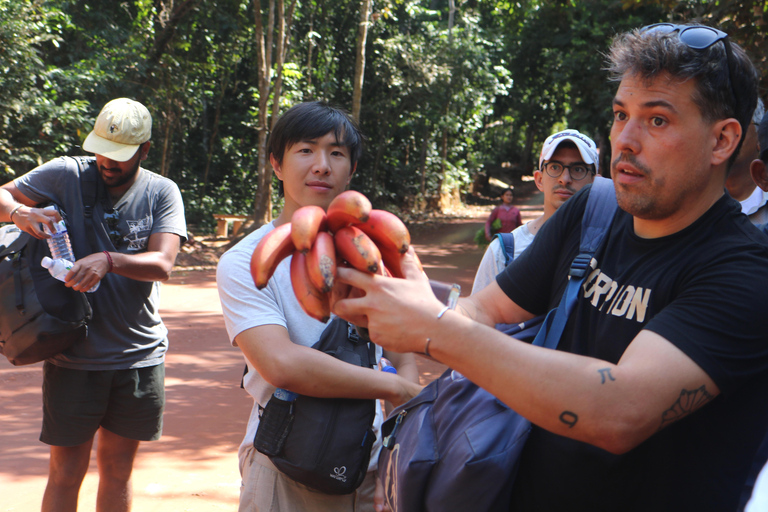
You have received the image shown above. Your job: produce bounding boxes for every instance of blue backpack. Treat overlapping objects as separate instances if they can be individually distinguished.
[493,232,546,341]
[377,177,618,512]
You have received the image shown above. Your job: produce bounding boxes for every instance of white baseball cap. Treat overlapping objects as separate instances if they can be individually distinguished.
[83,98,152,162]
[539,129,599,174]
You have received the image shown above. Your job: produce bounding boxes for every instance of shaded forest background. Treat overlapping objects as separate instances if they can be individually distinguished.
[2,0,766,234]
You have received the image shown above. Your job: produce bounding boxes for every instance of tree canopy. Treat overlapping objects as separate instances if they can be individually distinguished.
[2,0,766,231]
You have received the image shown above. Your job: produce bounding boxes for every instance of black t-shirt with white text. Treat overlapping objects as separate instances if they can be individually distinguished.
[497,185,768,511]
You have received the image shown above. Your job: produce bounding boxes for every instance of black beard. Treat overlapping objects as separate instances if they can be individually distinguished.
[101,158,140,189]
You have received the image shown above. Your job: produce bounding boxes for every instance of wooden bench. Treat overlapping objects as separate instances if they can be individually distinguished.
[212,214,251,238]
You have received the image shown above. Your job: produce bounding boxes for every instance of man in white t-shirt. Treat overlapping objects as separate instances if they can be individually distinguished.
[472,129,598,293]
[216,101,421,512]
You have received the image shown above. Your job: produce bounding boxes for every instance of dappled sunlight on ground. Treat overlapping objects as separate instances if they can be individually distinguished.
[0,194,546,509]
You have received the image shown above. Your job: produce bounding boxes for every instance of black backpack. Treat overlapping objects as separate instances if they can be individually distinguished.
[0,157,100,365]
[0,225,92,365]
[253,317,377,494]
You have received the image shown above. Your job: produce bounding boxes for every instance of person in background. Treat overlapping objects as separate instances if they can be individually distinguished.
[216,101,421,512]
[725,98,766,224]
[0,98,187,512]
[484,186,522,242]
[742,108,768,512]
[333,23,768,511]
[472,129,598,293]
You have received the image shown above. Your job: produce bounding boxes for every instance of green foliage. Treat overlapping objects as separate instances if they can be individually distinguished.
[1,0,766,223]
[0,0,92,178]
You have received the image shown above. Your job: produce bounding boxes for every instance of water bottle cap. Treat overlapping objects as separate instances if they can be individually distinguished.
[41,257,53,268]
[380,357,398,374]
[273,388,298,401]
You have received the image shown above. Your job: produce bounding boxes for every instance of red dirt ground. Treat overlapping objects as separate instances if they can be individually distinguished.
[0,190,543,511]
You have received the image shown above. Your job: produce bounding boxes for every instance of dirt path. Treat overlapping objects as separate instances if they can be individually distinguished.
[0,190,543,511]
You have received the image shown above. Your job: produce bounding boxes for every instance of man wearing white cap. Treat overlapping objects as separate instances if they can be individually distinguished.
[0,98,186,511]
[472,129,598,293]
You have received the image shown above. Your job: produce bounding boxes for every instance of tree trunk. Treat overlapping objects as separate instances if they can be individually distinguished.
[270,0,286,131]
[145,0,201,78]
[419,125,430,198]
[160,84,174,177]
[250,0,295,228]
[352,0,372,121]
[200,75,228,206]
[252,0,276,227]
[305,2,318,99]
[438,127,448,211]
[522,124,535,174]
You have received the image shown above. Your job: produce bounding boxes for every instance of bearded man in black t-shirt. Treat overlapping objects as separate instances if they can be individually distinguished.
[334,23,768,512]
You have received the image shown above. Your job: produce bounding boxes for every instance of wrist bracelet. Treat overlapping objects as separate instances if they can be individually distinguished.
[425,306,452,357]
[9,204,23,223]
[103,251,113,273]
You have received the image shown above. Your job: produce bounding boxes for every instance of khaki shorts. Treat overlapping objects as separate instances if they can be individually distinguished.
[41,361,165,446]
[239,446,376,512]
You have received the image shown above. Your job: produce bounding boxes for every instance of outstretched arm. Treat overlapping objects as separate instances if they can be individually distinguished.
[333,248,719,454]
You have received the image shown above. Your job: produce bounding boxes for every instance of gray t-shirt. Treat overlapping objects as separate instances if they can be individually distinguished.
[14,156,187,370]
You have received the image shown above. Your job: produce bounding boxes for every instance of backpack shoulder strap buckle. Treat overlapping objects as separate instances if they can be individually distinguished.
[569,254,594,278]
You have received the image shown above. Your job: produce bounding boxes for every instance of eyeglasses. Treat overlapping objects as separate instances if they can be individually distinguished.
[104,209,122,248]
[641,23,739,120]
[542,162,594,181]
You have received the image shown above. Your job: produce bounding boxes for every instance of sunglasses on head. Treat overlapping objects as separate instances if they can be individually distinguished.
[641,23,739,120]
[104,209,122,248]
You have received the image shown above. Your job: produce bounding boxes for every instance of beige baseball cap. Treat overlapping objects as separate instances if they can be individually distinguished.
[83,98,152,162]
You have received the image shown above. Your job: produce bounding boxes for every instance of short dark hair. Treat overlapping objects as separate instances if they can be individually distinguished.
[268,101,365,170]
[607,24,758,167]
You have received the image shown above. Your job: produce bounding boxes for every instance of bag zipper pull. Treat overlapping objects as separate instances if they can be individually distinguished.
[383,410,407,449]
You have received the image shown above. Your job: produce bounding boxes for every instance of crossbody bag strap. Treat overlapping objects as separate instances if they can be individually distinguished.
[74,156,100,253]
[532,177,618,351]
[12,252,24,312]
[495,232,516,267]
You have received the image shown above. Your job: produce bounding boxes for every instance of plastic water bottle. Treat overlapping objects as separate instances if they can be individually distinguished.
[380,358,397,374]
[273,388,298,402]
[42,205,75,262]
[40,256,100,292]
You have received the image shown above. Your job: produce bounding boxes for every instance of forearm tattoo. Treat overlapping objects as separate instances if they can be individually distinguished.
[598,367,616,384]
[659,385,714,430]
[559,410,578,428]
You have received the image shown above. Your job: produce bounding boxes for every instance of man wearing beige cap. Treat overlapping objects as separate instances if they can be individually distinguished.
[0,98,186,511]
